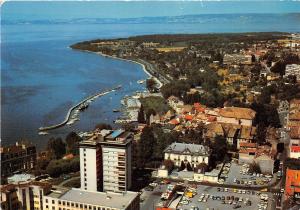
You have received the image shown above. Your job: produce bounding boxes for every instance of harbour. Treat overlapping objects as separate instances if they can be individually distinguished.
[38,85,122,133]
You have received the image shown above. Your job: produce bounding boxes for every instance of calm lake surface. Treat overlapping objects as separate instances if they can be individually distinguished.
[1,1,300,149]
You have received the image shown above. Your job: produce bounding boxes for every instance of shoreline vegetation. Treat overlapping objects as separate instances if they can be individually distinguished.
[70,33,289,91]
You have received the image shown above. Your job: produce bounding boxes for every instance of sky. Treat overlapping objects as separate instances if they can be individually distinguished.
[2,1,300,21]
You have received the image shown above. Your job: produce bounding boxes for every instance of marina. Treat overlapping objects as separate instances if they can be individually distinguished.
[38,85,122,132]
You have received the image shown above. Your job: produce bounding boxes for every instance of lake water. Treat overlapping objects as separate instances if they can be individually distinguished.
[1,1,300,149]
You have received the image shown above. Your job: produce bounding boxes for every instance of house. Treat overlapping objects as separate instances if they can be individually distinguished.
[217,107,256,126]
[285,64,300,81]
[205,122,256,148]
[193,163,223,183]
[285,167,300,198]
[277,100,290,128]
[265,127,280,151]
[167,96,184,113]
[289,126,300,159]
[223,54,252,65]
[239,145,275,174]
[164,142,211,170]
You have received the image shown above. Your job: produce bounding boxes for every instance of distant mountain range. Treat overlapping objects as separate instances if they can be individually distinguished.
[3,13,300,25]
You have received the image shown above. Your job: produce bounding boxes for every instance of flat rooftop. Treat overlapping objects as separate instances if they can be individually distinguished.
[80,129,132,146]
[49,188,139,208]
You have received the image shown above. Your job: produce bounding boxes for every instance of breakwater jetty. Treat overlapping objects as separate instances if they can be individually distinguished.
[38,85,122,132]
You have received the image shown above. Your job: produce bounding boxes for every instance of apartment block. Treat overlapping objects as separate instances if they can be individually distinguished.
[79,129,133,192]
[1,142,37,178]
[1,181,51,210]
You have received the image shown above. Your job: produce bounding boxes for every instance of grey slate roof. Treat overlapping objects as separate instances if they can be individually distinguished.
[164,142,211,156]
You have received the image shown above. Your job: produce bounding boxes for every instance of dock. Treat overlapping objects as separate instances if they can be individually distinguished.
[39,85,122,132]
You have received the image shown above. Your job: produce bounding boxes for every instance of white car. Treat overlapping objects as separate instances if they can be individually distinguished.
[149,182,157,187]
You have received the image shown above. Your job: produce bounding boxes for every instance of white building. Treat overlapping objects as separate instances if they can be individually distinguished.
[79,129,133,193]
[167,95,184,113]
[164,142,211,170]
[285,64,300,81]
[43,187,140,210]
[80,139,102,192]
[102,130,132,192]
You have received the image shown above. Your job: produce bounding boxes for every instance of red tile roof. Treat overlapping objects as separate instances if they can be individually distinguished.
[219,107,256,120]
[185,115,193,121]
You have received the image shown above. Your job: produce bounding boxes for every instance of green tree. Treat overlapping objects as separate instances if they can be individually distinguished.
[146,78,156,92]
[137,126,155,168]
[249,162,261,174]
[137,105,146,123]
[47,137,66,159]
[211,135,228,165]
[163,160,174,172]
[65,132,81,155]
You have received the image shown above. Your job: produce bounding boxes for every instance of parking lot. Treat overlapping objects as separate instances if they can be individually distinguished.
[140,182,166,210]
[223,162,277,187]
[177,185,275,210]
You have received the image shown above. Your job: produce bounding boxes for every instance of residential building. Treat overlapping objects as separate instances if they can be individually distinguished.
[205,122,256,149]
[0,181,51,210]
[217,107,256,126]
[164,142,211,170]
[288,99,300,127]
[80,129,133,192]
[277,100,290,128]
[79,137,102,192]
[285,64,300,81]
[101,130,133,192]
[289,126,300,159]
[239,145,275,174]
[167,96,184,113]
[1,142,37,178]
[1,184,20,210]
[223,54,252,65]
[285,168,300,198]
[43,187,140,210]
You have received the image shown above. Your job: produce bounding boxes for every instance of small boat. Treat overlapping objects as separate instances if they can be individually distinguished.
[67,120,75,125]
[137,80,145,84]
[116,85,122,90]
[38,131,49,136]
[113,109,120,112]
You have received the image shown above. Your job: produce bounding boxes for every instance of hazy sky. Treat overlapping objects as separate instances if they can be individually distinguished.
[2,1,300,21]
